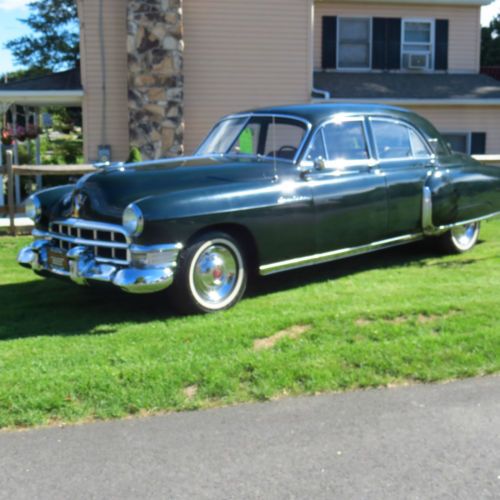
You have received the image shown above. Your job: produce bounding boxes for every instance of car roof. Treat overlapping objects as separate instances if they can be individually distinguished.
[244,103,416,127]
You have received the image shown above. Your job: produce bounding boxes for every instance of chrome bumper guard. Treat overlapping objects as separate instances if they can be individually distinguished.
[18,232,183,295]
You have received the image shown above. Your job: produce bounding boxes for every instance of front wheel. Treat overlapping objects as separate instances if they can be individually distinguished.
[435,222,480,254]
[168,232,247,314]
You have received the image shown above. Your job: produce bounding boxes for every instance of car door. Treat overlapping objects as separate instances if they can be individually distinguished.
[368,117,435,237]
[301,117,388,252]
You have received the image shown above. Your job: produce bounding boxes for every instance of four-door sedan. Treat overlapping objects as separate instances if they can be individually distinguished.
[18,104,500,313]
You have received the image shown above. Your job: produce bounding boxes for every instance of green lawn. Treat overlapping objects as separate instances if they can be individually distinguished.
[1,220,499,429]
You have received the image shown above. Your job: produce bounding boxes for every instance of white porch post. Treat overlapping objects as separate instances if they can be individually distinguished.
[35,108,42,191]
[0,141,4,207]
[0,102,10,208]
[12,105,21,206]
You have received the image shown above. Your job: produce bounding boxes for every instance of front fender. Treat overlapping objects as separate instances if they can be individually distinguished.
[133,180,280,245]
[130,176,316,266]
[34,184,75,230]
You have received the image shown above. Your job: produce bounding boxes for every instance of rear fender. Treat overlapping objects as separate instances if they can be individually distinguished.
[423,165,500,234]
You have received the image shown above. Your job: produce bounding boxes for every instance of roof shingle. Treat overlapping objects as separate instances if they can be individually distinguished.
[313,72,500,100]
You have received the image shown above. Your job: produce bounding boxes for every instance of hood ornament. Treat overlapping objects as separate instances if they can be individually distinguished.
[72,192,87,218]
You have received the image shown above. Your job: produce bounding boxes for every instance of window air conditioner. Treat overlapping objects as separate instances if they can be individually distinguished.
[406,52,430,70]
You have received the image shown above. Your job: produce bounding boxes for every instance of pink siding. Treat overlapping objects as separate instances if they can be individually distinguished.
[183,0,314,154]
[77,0,129,162]
[407,105,500,154]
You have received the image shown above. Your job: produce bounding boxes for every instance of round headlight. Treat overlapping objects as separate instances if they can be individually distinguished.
[25,195,42,222]
[123,203,144,236]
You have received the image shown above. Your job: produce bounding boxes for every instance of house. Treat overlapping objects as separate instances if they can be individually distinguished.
[28,0,500,161]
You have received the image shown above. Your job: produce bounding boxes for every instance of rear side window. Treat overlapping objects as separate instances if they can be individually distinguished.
[371,120,412,159]
[371,120,430,159]
[322,121,369,160]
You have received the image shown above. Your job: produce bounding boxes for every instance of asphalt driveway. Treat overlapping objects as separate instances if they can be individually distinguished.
[1,376,499,500]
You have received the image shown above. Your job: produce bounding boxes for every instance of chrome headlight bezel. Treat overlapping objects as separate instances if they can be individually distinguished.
[123,203,144,236]
[25,195,42,222]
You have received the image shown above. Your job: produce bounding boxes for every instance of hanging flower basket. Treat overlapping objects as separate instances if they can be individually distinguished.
[1,126,14,146]
[26,124,41,140]
[15,125,26,142]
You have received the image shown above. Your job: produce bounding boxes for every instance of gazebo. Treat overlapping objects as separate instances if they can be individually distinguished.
[0,67,83,208]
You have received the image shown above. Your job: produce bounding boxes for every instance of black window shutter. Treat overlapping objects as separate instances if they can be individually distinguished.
[372,18,401,70]
[322,16,337,69]
[470,133,486,155]
[435,19,449,71]
[372,18,386,70]
[387,18,402,70]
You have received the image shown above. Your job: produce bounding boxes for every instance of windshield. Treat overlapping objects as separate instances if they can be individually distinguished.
[196,115,308,162]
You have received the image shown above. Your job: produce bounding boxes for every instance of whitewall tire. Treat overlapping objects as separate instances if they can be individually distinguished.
[169,232,247,314]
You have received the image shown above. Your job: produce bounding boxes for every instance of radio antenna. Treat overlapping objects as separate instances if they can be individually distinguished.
[272,115,278,180]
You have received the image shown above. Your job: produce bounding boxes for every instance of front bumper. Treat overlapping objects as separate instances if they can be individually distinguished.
[18,235,182,295]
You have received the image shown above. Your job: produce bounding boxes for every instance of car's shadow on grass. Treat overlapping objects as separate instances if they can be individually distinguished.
[0,240,489,341]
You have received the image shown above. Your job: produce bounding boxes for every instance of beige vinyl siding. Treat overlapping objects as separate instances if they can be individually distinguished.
[77,0,129,162]
[406,105,500,154]
[314,2,481,73]
[183,0,314,154]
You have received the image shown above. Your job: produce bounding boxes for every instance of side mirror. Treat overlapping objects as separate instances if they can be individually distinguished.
[314,157,327,171]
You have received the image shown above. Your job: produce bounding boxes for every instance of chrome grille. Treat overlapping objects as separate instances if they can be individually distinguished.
[49,218,129,264]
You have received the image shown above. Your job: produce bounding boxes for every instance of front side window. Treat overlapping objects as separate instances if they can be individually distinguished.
[323,121,369,161]
[197,116,308,161]
[371,120,430,160]
[402,20,434,70]
[338,17,371,69]
[304,131,327,163]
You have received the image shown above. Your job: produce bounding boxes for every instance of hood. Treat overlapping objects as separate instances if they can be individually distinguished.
[59,155,280,223]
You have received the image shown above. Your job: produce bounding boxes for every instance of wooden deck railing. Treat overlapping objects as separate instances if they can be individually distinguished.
[1,149,500,236]
[0,150,96,235]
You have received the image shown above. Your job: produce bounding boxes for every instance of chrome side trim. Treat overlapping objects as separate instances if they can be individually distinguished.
[435,211,500,232]
[259,233,423,276]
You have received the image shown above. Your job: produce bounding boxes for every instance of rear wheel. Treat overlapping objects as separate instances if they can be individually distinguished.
[168,232,247,314]
[435,222,480,254]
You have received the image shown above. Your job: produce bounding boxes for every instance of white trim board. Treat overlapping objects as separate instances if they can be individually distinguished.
[311,98,500,106]
[0,90,84,107]
[322,0,494,6]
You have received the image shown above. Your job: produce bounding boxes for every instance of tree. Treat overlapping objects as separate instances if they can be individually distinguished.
[481,14,500,66]
[5,0,79,71]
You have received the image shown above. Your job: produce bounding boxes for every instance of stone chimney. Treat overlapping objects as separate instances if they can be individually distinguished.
[127,0,184,159]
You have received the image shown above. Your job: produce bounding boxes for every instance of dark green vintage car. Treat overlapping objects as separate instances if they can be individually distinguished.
[19,104,500,313]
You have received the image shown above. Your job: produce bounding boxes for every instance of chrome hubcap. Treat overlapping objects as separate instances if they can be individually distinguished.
[192,243,239,307]
[451,223,478,250]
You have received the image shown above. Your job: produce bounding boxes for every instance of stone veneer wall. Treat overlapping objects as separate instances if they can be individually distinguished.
[127,0,184,159]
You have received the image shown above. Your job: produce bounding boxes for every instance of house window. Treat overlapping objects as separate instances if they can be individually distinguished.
[442,133,470,154]
[402,19,434,70]
[338,18,371,69]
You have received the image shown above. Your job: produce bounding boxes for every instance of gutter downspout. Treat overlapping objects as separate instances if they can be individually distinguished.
[312,87,331,99]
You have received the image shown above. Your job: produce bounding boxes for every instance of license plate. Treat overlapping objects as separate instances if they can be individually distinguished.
[47,248,69,271]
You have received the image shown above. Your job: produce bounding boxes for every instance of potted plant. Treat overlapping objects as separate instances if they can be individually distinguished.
[26,123,40,140]
[15,125,26,142]
[1,125,14,146]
